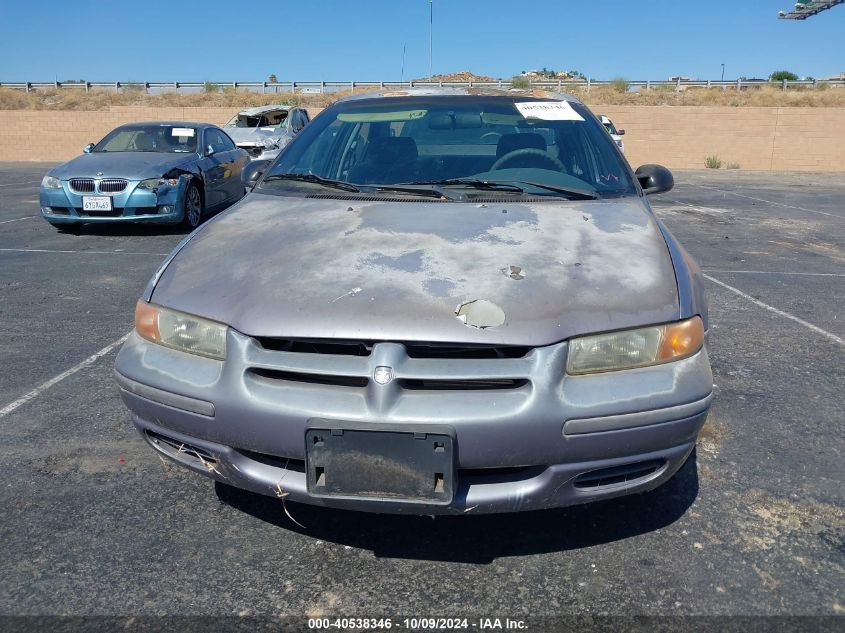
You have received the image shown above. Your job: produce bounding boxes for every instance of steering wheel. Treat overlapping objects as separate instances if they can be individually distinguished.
[490,148,566,172]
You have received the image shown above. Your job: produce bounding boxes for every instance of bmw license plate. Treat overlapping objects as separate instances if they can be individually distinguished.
[82,196,112,211]
[305,423,455,503]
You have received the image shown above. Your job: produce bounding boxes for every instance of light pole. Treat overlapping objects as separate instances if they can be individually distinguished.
[428,0,433,79]
[721,63,725,82]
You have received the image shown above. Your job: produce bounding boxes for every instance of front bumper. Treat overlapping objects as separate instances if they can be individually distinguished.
[115,330,714,514]
[236,144,281,162]
[39,176,188,224]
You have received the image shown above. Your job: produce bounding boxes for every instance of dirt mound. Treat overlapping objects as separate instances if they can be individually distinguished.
[418,71,496,82]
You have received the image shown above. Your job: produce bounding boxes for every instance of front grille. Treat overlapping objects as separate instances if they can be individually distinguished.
[246,339,534,396]
[249,368,369,388]
[69,178,95,193]
[255,338,530,360]
[257,338,372,356]
[573,460,665,490]
[76,207,122,217]
[145,431,218,468]
[400,378,527,391]
[239,145,264,158]
[99,178,128,193]
[233,448,306,472]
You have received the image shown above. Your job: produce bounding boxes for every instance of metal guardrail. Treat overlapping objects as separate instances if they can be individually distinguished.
[1,79,844,95]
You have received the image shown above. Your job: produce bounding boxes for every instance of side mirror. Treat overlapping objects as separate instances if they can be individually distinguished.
[617,129,626,136]
[83,143,95,154]
[242,159,271,189]
[205,145,216,157]
[636,164,674,195]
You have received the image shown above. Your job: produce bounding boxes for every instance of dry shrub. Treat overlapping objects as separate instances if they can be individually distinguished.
[2,84,844,111]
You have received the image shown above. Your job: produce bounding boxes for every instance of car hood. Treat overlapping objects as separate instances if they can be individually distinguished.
[50,153,195,180]
[224,126,288,144]
[151,193,680,347]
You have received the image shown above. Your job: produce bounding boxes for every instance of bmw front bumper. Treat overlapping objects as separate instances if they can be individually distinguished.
[40,176,188,225]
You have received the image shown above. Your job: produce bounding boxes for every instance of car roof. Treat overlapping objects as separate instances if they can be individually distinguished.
[334,86,582,105]
[116,121,214,129]
[236,105,293,116]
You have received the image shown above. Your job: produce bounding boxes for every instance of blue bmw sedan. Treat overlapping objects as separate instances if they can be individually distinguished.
[40,122,248,230]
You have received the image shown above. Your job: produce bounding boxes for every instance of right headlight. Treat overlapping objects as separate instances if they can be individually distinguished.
[41,175,61,189]
[566,316,704,375]
[135,301,227,360]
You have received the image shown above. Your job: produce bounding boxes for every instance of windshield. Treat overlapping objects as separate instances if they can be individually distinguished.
[225,109,290,128]
[94,125,198,153]
[262,96,636,199]
[602,118,619,136]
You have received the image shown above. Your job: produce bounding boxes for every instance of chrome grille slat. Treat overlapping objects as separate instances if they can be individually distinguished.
[69,178,95,193]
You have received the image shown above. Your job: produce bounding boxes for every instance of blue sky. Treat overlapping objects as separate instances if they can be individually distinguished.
[1,1,842,82]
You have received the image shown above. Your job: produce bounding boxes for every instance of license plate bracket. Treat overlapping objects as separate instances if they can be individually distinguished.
[82,196,113,211]
[305,421,455,504]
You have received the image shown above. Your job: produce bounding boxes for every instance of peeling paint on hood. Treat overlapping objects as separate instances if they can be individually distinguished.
[151,192,680,347]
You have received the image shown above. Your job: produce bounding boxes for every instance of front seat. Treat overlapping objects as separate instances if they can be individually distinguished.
[348,137,419,184]
[133,132,156,152]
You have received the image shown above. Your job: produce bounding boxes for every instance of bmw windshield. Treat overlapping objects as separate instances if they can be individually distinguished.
[260,95,636,199]
[93,125,198,153]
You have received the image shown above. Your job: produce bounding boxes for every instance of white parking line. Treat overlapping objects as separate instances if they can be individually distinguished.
[0,216,35,225]
[684,183,841,219]
[0,248,169,255]
[703,269,845,278]
[0,332,131,419]
[704,274,844,346]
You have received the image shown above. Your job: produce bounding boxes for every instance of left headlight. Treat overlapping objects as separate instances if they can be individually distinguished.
[135,301,227,360]
[41,175,61,189]
[138,177,179,191]
[566,316,704,375]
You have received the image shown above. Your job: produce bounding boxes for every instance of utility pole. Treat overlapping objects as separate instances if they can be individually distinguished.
[721,63,725,81]
[401,43,406,83]
[428,0,433,79]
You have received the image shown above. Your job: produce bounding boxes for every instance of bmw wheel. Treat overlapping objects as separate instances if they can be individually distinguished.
[181,181,203,229]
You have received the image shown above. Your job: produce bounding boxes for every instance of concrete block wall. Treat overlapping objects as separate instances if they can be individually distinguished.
[1,105,843,171]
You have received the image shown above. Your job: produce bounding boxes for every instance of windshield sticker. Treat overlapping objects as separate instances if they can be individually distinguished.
[171,128,195,137]
[338,110,427,123]
[514,101,584,122]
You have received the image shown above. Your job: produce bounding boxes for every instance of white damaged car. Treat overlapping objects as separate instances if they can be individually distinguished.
[223,105,310,161]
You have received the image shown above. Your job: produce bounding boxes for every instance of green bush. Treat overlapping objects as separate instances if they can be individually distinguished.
[203,81,220,93]
[511,75,531,89]
[705,155,722,169]
[726,162,740,170]
[610,77,629,93]
[769,70,799,82]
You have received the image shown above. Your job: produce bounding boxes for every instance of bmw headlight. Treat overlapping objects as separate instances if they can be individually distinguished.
[138,177,179,191]
[41,175,62,189]
[566,317,704,375]
[135,301,227,360]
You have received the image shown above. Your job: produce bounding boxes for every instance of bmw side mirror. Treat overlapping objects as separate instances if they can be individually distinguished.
[242,159,271,190]
[83,143,95,154]
[618,129,626,135]
[636,164,674,195]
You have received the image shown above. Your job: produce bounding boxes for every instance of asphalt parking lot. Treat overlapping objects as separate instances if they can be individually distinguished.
[0,163,842,618]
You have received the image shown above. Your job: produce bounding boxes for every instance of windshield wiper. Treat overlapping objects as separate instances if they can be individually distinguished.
[406,179,525,193]
[262,173,361,192]
[368,183,465,201]
[507,181,599,200]
[406,178,599,200]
